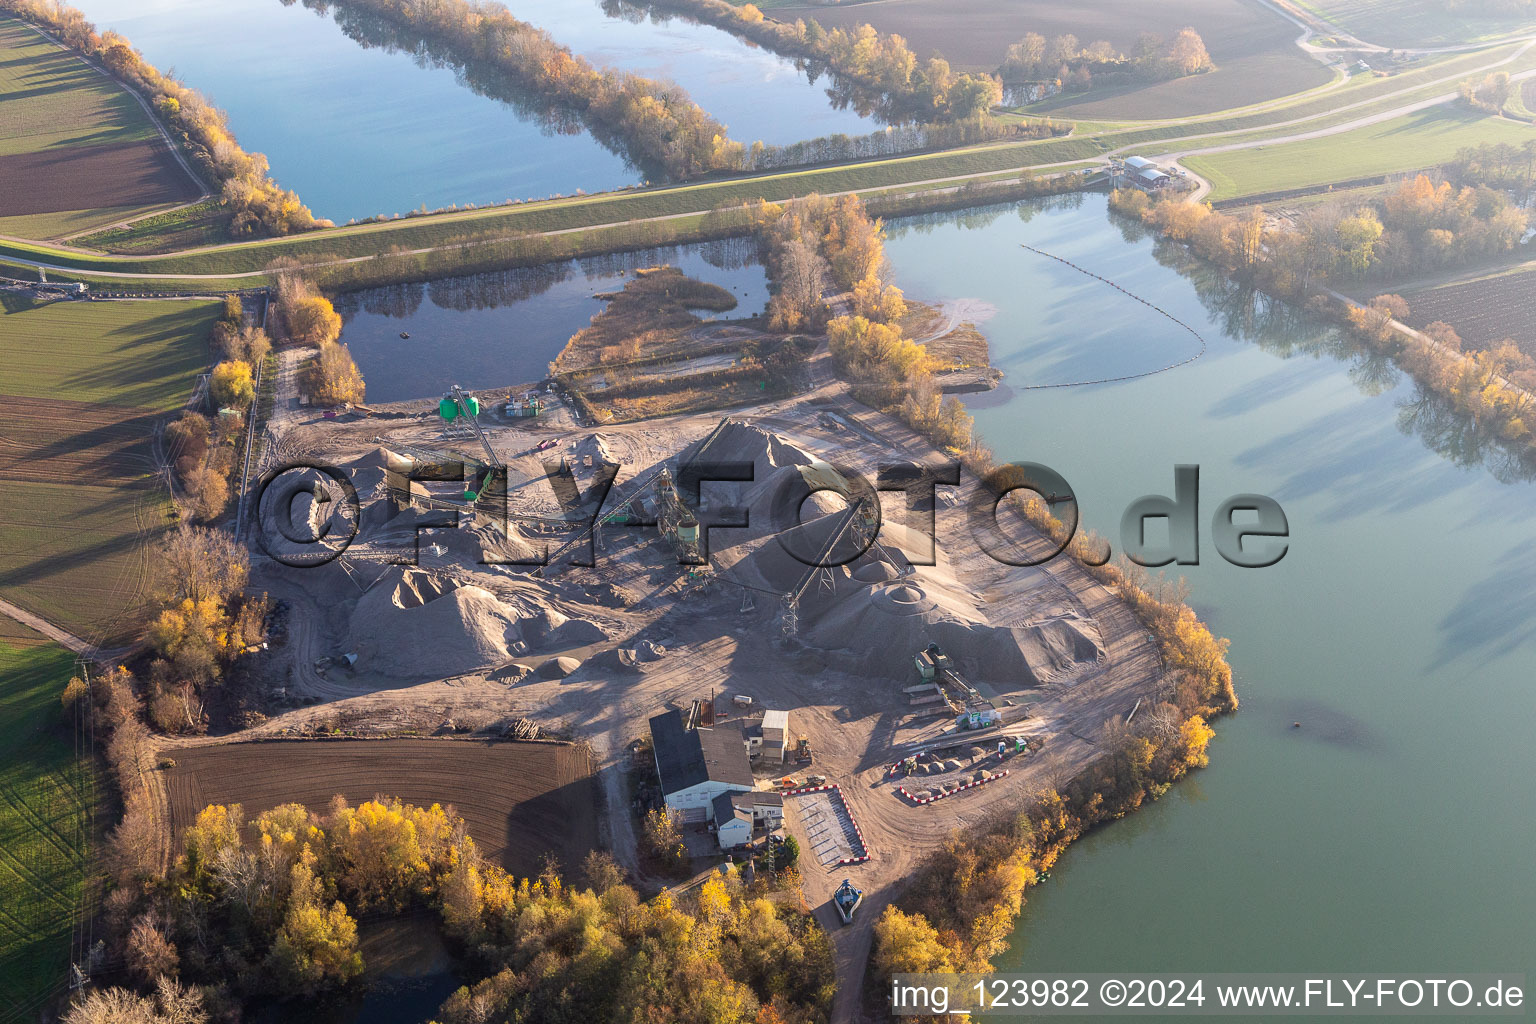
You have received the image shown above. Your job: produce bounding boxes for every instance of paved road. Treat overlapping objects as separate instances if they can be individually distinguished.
[5,29,1532,285]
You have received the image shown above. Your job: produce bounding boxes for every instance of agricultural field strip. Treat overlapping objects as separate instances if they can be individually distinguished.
[0,301,216,642]
[161,740,598,877]
[1184,107,1536,199]
[2,35,1531,279]
[0,16,206,191]
[0,17,155,155]
[0,636,91,1019]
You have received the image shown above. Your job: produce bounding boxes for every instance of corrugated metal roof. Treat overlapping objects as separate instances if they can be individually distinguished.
[1124,155,1156,169]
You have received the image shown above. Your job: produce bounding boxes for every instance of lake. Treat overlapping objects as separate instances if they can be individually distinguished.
[334,240,770,403]
[879,195,1534,995]
[69,0,881,222]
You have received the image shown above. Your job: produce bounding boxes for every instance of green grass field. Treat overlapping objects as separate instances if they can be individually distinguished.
[1186,106,1536,200]
[0,15,194,239]
[0,298,217,643]
[1295,0,1536,47]
[0,18,156,158]
[0,620,94,1021]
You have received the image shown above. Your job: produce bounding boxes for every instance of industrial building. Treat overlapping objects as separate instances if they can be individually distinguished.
[744,709,791,762]
[650,709,754,822]
[1121,155,1174,191]
[710,790,785,850]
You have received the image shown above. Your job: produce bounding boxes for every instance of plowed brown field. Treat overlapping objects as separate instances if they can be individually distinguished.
[162,739,600,879]
[0,142,195,218]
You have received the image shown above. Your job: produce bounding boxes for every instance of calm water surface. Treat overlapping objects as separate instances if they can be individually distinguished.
[881,195,1535,1007]
[71,0,877,221]
[335,242,769,403]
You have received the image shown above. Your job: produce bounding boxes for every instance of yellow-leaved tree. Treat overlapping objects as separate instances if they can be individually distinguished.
[210,359,254,408]
[267,858,363,994]
[308,343,366,407]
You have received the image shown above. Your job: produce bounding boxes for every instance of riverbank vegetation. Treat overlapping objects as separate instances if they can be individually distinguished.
[1109,165,1536,461]
[2,0,326,237]
[139,527,266,736]
[868,449,1235,992]
[307,0,743,180]
[553,266,812,422]
[69,793,835,1024]
[617,0,1003,123]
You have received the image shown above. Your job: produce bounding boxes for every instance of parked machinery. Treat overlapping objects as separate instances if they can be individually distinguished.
[833,878,864,925]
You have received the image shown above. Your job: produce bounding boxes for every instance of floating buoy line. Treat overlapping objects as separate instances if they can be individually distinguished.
[1015,243,1208,389]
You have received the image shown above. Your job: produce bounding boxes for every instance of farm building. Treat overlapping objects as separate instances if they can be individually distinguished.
[650,709,753,822]
[1122,155,1174,191]
[744,709,791,762]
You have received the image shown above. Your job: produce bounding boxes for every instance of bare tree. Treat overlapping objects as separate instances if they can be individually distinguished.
[127,914,180,985]
[770,237,828,330]
[158,525,249,605]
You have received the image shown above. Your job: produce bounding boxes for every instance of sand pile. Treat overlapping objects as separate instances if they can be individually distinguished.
[350,577,521,678]
[540,656,582,679]
[346,567,611,679]
[573,433,615,466]
[803,555,1105,684]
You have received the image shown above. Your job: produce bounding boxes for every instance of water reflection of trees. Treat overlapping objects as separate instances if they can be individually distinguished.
[1149,236,1536,483]
[599,0,897,122]
[334,243,757,318]
[291,0,661,181]
[884,193,1087,239]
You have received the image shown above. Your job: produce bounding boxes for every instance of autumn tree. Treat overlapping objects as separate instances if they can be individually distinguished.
[164,412,210,478]
[183,466,229,522]
[210,360,254,409]
[63,978,208,1024]
[158,525,249,605]
[852,275,907,323]
[307,342,366,406]
[287,295,342,347]
[126,914,180,985]
[1165,27,1212,75]
[768,237,829,331]
[642,806,688,873]
[267,859,364,995]
[872,906,955,976]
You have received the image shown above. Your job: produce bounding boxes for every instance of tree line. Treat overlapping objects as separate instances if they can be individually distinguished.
[1000,27,1212,95]
[161,296,270,523]
[57,526,263,916]
[1110,168,1527,290]
[1109,164,1535,460]
[4,0,327,236]
[302,0,744,180]
[65,794,836,1024]
[614,0,1003,123]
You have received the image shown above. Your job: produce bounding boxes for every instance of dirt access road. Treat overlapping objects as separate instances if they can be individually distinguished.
[0,596,132,663]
